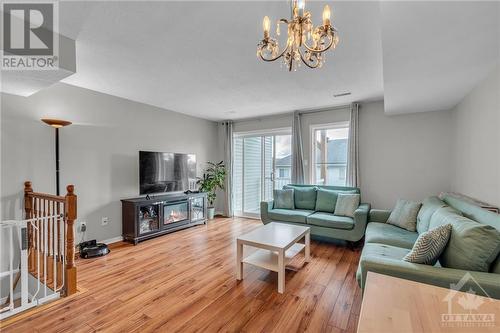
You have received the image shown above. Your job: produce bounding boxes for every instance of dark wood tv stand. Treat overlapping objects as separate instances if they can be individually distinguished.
[121,192,207,245]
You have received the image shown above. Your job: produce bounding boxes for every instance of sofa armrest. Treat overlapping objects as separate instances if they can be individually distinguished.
[358,256,500,299]
[260,200,274,224]
[349,203,371,241]
[354,203,370,225]
[369,209,392,223]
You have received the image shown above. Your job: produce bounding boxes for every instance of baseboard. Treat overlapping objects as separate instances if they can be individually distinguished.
[99,236,124,245]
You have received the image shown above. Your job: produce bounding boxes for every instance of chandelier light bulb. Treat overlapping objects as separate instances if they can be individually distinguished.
[263,16,271,38]
[322,5,331,26]
[298,0,306,11]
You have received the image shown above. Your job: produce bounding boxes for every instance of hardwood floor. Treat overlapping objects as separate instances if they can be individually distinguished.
[1,217,362,333]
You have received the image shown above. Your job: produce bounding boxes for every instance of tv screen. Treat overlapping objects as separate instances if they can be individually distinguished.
[139,151,197,195]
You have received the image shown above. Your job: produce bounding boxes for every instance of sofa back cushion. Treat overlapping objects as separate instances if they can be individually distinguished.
[287,184,360,193]
[416,196,448,234]
[315,188,338,213]
[430,207,500,272]
[428,206,462,229]
[284,185,317,210]
[441,194,500,274]
[273,189,295,210]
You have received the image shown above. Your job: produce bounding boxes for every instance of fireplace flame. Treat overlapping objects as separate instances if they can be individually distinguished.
[166,209,186,224]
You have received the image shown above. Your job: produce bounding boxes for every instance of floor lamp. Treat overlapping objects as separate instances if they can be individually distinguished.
[41,118,72,196]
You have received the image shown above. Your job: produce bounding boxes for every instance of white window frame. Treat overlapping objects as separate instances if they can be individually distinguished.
[309,121,349,186]
[233,127,291,138]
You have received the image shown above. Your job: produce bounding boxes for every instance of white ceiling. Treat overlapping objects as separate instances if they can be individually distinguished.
[2,1,499,120]
[58,1,384,120]
[381,1,500,114]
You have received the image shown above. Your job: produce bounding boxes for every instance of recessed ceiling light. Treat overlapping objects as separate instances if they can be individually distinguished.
[333,92,351,97]
[227,110,237,114]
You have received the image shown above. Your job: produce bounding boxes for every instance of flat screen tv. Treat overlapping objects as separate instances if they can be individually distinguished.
[139,151,197,195]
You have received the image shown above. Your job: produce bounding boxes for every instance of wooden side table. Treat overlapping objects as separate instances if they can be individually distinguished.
[358,272,500,333]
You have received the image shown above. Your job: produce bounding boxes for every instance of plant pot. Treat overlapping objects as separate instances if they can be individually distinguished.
[207,207,215,220]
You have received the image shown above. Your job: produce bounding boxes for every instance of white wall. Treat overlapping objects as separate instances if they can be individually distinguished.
[232,101,453,209]
[450,67,500,207]
[1,83,219,242]
[359,101,452,208]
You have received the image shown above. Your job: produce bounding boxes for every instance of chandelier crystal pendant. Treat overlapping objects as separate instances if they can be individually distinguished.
[257,0,339,72]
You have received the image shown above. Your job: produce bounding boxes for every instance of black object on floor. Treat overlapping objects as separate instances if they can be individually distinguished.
[79,240,110,259]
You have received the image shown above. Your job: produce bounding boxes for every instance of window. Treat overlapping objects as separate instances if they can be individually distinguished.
[278,168,289,178]
[311,123,349,186]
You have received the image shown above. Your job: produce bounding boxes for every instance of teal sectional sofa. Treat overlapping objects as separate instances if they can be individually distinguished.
[260,184,370,243]
[356,194,500,299]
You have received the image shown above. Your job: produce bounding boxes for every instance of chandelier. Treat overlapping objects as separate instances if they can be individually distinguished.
[257,0,339,71]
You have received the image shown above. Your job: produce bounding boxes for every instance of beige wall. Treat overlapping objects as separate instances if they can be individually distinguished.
[1,83,219,242]
[450,67,500,207]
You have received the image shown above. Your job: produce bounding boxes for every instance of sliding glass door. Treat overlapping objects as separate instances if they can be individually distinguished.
[233,131,291,217]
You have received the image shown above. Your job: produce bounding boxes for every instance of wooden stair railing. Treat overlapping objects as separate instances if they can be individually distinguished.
[24,181,77,296]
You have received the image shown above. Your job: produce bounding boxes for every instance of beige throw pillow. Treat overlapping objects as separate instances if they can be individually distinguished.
[334,193,360,218]
[387,199,422,232]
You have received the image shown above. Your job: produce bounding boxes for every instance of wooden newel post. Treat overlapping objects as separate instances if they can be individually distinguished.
[24,181,33,218]
[64,184,77,296]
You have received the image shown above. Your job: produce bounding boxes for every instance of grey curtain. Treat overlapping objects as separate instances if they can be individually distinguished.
[223,121,233,217]
[346,102,360,187]
[291,111,305,184]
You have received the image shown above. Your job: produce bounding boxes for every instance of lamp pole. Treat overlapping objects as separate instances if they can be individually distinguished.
[55,126,60,195]
[41,119,72,196]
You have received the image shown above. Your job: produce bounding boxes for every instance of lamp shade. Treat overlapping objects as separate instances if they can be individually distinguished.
[41,118,72,128]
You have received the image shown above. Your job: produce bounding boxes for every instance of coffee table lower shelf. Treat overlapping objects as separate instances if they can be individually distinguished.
[236,223,310,294]
[242,243,305,272]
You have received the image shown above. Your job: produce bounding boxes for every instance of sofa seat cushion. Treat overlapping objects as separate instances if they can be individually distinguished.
[360,242,411,261]
[307,212,354,230]
[268,209,314,224]
[356,243,411,283]
[365,222,419,249]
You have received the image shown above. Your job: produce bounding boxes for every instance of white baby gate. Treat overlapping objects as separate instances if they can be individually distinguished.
[0,214,65,320]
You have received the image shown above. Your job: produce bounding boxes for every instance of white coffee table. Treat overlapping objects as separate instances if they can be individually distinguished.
[236,222,310,293]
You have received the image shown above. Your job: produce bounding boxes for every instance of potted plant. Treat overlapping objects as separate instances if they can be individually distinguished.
[197,161,226,219]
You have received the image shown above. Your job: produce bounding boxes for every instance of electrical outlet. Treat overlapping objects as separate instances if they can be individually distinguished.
[80,221,87,233]
[101,217,109,226]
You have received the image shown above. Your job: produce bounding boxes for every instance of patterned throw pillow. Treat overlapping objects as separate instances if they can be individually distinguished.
[387,199,422,232]
[273,189,295,209]
[334,193,360,218]
[403,224,452,265]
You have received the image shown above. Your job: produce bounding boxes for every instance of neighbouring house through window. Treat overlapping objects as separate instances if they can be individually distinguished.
[311,122,349,186]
